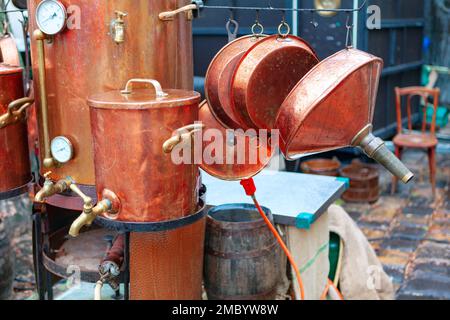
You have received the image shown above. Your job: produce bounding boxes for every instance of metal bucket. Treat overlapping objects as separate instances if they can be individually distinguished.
[204,204,282,300]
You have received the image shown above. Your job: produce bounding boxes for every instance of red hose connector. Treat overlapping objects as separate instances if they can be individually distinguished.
[240,178,256,196]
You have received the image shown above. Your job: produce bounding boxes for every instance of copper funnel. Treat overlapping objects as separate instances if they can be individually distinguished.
[275,48,413,183]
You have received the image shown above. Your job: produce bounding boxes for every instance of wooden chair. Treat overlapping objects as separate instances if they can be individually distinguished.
[391,86,440,195]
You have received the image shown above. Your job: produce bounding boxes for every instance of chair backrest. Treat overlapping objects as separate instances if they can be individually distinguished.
[395,86,440,135]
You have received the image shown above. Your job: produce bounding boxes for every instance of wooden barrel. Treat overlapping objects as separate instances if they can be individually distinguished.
[204,204,281,300]
[340,160,380,203]
[301,158,341,176]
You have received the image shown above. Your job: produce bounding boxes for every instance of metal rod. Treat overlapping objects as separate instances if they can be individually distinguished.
[198,0,367,13]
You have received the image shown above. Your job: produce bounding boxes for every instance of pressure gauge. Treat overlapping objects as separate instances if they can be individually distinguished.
[36,0,67,35]
[50,136,73,164]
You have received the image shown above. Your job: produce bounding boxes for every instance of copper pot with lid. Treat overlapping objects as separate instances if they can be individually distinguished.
[230,34,319,130]
[275,48,414,184]
[88,79,201,222]
[0,64,33,195]
[199,100,274,181]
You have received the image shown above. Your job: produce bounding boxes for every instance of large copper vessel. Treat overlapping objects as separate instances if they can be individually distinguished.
[28,0,194,186]
[230,35,319,129]
[0,64,32,194]
[88,79,200,222]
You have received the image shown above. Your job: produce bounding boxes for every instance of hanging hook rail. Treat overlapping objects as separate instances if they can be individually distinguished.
[197,0,367,14]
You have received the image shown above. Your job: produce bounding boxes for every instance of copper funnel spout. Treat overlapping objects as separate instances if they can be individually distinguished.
[352,125,414,184]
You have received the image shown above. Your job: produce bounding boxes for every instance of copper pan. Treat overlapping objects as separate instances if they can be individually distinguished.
[205,35,265,130]
[230,34,319,130]
[199,100,274,181]
[275,48,414,183]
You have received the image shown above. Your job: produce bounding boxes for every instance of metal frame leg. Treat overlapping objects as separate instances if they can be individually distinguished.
[32,203,46,300]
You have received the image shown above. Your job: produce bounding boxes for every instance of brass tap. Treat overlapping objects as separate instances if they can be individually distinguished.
[111,11,127,44]
[69,187,120,237]
[34,172,72,203]
[69,199,112,237]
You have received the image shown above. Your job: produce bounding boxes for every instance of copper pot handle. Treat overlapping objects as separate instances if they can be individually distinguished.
[121,79,168,98]
[159,3,198,21]
[163,123,205,154]
[0,97,34,129]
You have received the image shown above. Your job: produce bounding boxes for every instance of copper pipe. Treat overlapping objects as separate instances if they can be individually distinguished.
[33,29,55,169]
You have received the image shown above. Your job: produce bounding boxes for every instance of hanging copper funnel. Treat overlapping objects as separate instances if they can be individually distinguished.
[275,48,413,183]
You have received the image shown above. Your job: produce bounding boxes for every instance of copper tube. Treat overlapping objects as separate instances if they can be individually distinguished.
[33,30,55,169]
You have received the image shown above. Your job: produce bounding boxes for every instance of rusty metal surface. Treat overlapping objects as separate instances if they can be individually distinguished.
[275,48,383,159]
[205,35,265,129]
[230,35,319,129]
[199,100,274,181]
[0,64,30,192]
[88,88,200,222]
[28,0,194,185]
[129,216,205,300]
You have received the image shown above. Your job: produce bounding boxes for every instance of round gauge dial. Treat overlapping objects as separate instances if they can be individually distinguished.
[50,136,73,164]
[36,0,67,35]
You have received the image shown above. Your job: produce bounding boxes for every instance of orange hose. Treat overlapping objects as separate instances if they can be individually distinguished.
[327,279,344,300]
[251,195,306,300]
[320,282,331,300]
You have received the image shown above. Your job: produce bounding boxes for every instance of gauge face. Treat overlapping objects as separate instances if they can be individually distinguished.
[36,0,67,35]
[51,136,73,164]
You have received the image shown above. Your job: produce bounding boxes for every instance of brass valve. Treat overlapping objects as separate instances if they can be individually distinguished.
[0,97,33,129]
[34,172,73,203]
[111,11,127,44]
[69,188,121,237]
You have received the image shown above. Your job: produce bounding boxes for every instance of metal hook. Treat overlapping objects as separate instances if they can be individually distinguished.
[278,10,290,37]
[345,13,353,48]
[310,10,319,28]
[226,10,239,42]
[251,9,264,37]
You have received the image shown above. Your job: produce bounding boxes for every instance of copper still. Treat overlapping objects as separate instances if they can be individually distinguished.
[28,0,194,190]
[275,48,414,183]
[84,79,200,224]
[0,64,33,195]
